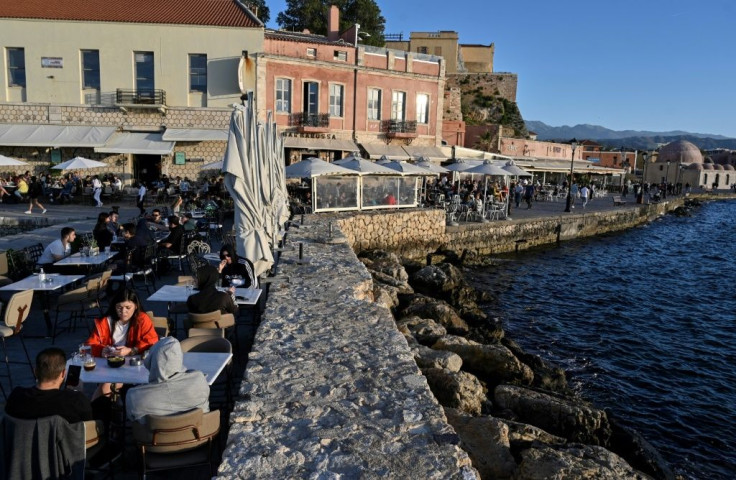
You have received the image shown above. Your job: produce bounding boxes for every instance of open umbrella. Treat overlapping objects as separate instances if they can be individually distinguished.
[52,156,107,170]
[0,154,28,166]
[376,155,391,165]
[381,160,432,176]
[285,157,357,178]
[416,157,449,174]
[444,159,474,172]
[222,101,274,277]
[464,160,510,217]
[335,155,397,175]
[502,160,532,177]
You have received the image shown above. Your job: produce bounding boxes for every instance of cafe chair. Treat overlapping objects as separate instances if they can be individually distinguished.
[1,414,86,479]
[0,251,13,286]
[51,276,105,343]
[131,408,220,479]
[146,311,170,338]
[185,310,237,352]
[0,289,35,394]
[83,419,117,478]
[180,337,233,407]
[187,327,225,338]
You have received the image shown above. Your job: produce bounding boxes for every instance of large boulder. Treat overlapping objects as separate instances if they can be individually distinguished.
[410,263,480,310]
[370,269,413,294]
[359,249,408,282]
[423,368,486,416]
[396,316,447,345]
[433,335,534,386]
[373,284,399,310]
[412,344,463,372]
[399,295,469,334]
[502,338,569,394]
[513,444,653,480]
[494,385,611,445]
[504,418,566,447]
[444,408,517,480]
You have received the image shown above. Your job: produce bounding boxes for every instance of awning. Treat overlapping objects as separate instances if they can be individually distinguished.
[0,124,116,147]
[162,128,228,142]
[95,132,174,155]
[283,136,358,152]
[360,143,411,161]
[402,145,449,162]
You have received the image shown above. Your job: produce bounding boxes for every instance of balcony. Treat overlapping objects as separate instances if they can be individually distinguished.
[383,120,417,141]
[115,89,167,114]
[290,112,330,133]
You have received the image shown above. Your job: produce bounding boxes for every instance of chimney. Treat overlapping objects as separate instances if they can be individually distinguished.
[327,5,340,41]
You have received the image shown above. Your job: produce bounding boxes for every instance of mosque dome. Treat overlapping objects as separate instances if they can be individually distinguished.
[702,163,714,170]
[704,157,714,164]
[658,140,703,164]
[688,163,703,170]
[723,164,735,171]
[713,164,724,170]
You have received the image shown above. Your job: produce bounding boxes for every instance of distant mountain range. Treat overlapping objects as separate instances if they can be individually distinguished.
[525,121,736,150]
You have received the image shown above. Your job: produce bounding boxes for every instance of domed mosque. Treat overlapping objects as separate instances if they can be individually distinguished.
[647,140,733,191]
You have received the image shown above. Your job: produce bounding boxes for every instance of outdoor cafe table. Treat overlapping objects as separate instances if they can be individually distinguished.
[0,274,84,336]
[70,352,232,386]
[147,284,262,306]
[54,250,118,272]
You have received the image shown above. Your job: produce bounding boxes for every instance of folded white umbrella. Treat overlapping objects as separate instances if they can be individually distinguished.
[52,156,107,170]
[285,157,358,178]
[0,154,28,166]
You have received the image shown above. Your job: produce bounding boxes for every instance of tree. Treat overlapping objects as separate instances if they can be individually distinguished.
[243,0,270,24]
[276,0,385,47]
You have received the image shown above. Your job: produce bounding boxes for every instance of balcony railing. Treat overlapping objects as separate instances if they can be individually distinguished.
[383,120,417,134]
[115,89,166,105]
[289,112,330,128]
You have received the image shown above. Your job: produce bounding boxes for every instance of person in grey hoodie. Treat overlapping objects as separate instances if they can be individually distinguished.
[125,337,209,422]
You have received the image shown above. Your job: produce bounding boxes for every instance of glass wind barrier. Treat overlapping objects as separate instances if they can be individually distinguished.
[313,176,360,212]
[361,176,418,209]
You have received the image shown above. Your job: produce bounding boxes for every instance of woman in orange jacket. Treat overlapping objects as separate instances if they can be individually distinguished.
[86,288,158,398]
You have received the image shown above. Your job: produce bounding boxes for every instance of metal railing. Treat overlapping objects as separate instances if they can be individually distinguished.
[383,120,417,134]
[115,89,166,105]
[289,112,330,128]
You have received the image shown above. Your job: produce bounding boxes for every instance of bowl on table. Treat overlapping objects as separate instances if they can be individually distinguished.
[107,356,125,368]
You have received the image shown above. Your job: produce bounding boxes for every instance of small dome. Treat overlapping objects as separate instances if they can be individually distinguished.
[702,163,714,170]
[723,164,735,171]
[704,157,714,164]
[713,164,724,170]
[658,140,703,164]
[688,163,703,170]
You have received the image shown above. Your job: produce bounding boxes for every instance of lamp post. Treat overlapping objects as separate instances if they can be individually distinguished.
[637,151,648,204]
[664,160,671,198]
[619,146,626,192]
[564,138,578,212]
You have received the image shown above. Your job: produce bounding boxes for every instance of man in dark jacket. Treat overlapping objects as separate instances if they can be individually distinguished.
[187,265,238,316]
[160,215,184,254]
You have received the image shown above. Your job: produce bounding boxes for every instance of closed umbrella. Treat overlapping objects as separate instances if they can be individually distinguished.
[0,154,28,166]
[222,101,274,277]
[52,156,107,170]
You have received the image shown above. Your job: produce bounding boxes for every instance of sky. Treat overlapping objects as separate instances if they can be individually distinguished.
[265,0,736,138]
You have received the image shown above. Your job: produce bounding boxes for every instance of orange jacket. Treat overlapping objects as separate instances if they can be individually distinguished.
[86,311,158,357]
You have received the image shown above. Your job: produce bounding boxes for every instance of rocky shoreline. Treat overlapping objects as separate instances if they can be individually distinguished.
[360,248,675,480]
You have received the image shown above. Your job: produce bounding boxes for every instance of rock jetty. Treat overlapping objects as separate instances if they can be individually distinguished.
[362,248,675,480]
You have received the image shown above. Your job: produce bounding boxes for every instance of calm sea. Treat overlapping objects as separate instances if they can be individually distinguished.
[469,200,736,480]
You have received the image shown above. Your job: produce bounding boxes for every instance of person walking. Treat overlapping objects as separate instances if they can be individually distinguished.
[514,182,523,208]
[25,175,46,214]
[92,175,103,207]
[136,180,147,215]
[580,184,590,208]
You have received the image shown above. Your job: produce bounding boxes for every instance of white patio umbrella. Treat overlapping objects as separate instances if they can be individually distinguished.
[201,160,223,170]
[381,160,432,176]
[502,160,532,177]
[222,101,274,277]
[416,157,450,174]
[335,155,398,175]
[52,156,107,170]
[444,159,474,172]
[0,154,28,166]
[376,155,391,165]
[285,157,358,178]
[464,160,510,216]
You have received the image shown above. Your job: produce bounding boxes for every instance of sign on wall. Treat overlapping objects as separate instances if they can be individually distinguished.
[174,151,186,165]
[41,57,63,68]
[50,149,62,164]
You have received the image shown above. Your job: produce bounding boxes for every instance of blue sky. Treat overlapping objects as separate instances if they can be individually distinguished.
[266,0,736,138]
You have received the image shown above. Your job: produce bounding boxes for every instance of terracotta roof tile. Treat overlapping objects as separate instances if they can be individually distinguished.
[0,0,262,28]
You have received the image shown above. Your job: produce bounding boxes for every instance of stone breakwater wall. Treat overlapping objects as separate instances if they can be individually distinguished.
[334,201,680,259]
[217,217,478,478]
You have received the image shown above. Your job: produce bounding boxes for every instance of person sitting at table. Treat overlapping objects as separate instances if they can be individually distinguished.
[160,215,184,254]
[107,210,122,237]
[217,245,258,289]
[4,347,93,424]
[125,337,209,423]
[93,212,113,249]
[110,222,149,274]
[37,227,76,270]
[146,209,169,232]
[181,212,197,232]
[187,265,238,316]
[86,288,158,400]
[134,216,157,245]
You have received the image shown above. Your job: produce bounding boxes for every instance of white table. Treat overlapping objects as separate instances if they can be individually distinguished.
[54,251,118,266]
[71,352,232,386]
[0,274,85,335]
[147,284,262,306]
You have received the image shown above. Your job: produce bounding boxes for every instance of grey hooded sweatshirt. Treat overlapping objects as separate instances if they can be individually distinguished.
[126,337,210,422]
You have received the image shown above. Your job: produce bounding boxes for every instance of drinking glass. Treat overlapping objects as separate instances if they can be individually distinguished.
[186,280,194,296]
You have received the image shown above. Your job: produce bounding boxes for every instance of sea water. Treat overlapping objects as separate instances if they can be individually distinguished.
[469,200,736,480]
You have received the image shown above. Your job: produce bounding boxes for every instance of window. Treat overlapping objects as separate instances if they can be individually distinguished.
[306,48,316,58]
[276,78,292,113]
[334,50,348,61]
[329,84,344,117]
[416,93,429,124]
[367,88,382,120]
[7,48,26,87]
[81,50,100,90]
[417,46,428,54]
[189,54,207,93]
[303,81,319,115]
[134,51,154,91]
[391,91,406,121]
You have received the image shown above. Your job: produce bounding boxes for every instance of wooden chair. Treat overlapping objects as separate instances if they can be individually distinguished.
[0,290,35,395]
[52,276,104,343]
[131,408,220,479]
[0,251,12,286]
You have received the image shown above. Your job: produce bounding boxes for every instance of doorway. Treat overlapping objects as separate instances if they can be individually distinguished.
[133,154,162,184]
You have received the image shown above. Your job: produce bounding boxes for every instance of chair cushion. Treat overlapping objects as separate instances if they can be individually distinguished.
[0,325,14,337]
